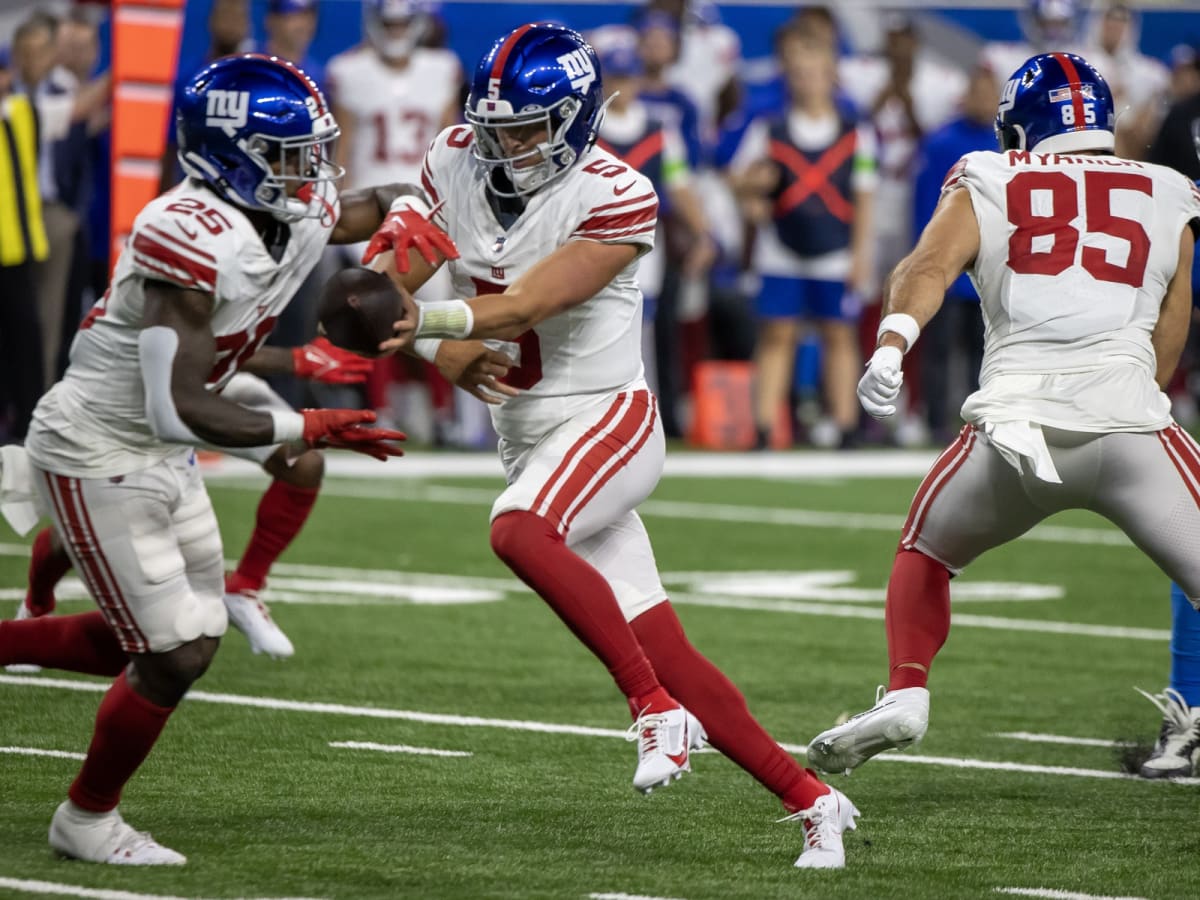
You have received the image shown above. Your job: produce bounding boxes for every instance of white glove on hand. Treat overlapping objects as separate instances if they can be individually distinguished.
[858,345,904,418]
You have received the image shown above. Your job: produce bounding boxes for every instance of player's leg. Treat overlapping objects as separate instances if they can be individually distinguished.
[1091,425,1200,778]
[31,456,226,865]
[812,281,863,447]
[20,525,72,616]
[220,373,322,659]
[488,389,692,791]
[751,276,802,449]
[808,426,1049,772]
[572,511,857,868]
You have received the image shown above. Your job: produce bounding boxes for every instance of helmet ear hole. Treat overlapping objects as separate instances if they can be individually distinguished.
[998,122,1025,152]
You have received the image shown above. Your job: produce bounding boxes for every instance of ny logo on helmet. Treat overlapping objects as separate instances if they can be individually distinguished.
[998,77,1019,115]
[557,49,595,94]
[206,89,250,133]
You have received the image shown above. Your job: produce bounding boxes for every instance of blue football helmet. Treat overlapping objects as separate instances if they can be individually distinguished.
[465,23,606,198]
[365,0,437,62]
[994,52,1115,154]
[176,53,343,221]
[1020,0,1081,50]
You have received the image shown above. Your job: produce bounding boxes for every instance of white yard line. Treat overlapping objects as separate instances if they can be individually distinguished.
[0,878,327,900]
[3,675,1195,785]
[589,893,689,900]
[0,746,85,760]
[995,888,1149,900]
[993,732,1135,748]
[328,741,472,757]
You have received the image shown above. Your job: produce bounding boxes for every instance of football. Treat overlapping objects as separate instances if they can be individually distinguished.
[316,267,406,357]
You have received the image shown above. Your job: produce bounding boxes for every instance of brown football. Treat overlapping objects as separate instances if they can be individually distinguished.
[317,267,405,357]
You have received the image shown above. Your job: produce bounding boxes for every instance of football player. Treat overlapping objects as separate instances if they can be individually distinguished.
[0,54,438,865]
[365,23,859,869]
[805,53,1200,779]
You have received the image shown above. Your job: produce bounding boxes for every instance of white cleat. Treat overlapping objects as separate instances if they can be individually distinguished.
[1135,687,1200,779]
[223,590,294,659]
[782,786,860,869]
[6,599,43,673]
[49,800,186,866]
[628,706,702,794]
[807,686,930,774]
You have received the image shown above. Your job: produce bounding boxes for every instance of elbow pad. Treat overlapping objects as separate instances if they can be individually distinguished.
[137,326,203,446]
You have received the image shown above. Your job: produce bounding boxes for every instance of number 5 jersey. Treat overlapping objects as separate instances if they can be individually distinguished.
[944,149,1200,432]
[25,178,340,477]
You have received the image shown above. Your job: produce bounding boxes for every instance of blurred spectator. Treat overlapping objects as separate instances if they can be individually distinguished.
[981,0,1084,86]
[12,9,109,392]
[327,0,465,444]
[264,0,324,90]
[1167,43,1200,105]
[159,0,252,192]
[910,64,996,443]
[841,16,965,300]
[0,43,48,440]
[596,43,716,426]
[50,6,107,381]
[728,18,877,449]
[1080,1,1169,159]
[1147,76,1200,180]
[633,11,703,169]
[652,0,741,147]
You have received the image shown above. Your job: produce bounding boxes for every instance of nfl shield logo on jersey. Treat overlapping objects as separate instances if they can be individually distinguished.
[492,235,506,254]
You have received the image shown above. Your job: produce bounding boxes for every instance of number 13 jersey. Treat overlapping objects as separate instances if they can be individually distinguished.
[26,178,340,478]
[944,149,1200,431]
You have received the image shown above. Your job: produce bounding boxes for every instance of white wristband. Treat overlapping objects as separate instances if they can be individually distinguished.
[877,313,921,353]
[413,337,443,363]
[270,409,305,444]
[416,299,473,340]
[387,192,432,218]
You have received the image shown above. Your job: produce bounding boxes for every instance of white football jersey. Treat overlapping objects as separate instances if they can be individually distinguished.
[945,149,1200,431]
[421,126,657,443]
[326,46,461,190]
[26,177,340,477]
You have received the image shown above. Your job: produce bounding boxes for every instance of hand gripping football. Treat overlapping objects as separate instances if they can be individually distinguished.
[317,267,406,357]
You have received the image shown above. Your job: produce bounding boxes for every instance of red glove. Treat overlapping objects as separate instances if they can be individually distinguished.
[361,198,460,271]
[292,337,374,384]
[299,409,406,461]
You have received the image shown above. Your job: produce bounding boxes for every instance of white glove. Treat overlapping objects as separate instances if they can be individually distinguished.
[858,345,904,418]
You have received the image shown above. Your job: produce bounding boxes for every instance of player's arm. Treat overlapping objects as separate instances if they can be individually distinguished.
[1150,226,1195,388]
[382,240,640,348]
[330,183,429,246]
[139,281,291,447]
[242,340,373,384]
[878,186,980,350]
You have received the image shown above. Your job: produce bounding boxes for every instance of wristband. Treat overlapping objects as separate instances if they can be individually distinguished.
[388,192,432,218]
[413,337,443,363]
[270,409,305,444]
[416,299,473,339]
[877,313,921,353]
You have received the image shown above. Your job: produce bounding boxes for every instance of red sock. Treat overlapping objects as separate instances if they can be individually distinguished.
[630,602,829,811]
[69,670,175,812]
[26,527,71,615]
[230,480,319,592]
[886,549,952,691]
[0,611,127,676]
[490,510,663,702]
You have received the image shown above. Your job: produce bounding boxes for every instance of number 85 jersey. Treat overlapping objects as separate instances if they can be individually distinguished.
[945,149,1200,431]
[25,179,340,478]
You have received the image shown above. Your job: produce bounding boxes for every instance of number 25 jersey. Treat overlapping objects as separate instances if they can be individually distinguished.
[945,149,1200,431]
[25,179,340,478]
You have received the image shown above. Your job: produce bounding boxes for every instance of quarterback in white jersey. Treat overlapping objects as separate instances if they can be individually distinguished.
[806,53,1200,787]
[0,55,418,867]
[369,23,859,870]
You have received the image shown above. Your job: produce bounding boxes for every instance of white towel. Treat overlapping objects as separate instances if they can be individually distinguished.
[0,445,46,536]
[982,420,1062,484]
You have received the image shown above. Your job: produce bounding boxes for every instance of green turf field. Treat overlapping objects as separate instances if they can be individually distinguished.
[1,457,1197,900]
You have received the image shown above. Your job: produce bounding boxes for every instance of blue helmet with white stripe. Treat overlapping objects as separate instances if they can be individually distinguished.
[176,53,343,221]
[994,52,1115,154]
[465,23,606,198]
